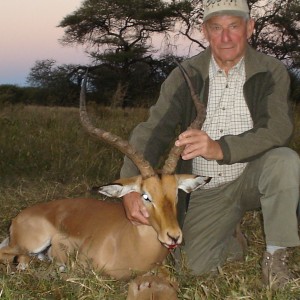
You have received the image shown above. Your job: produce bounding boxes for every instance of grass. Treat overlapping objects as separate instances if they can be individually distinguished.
[0,103,299,299]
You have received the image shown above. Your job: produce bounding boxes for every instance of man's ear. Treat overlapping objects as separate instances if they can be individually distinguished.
[202,22,208,40]
[247,18,255,39]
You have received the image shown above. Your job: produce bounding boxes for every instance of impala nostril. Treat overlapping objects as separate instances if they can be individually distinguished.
[167,232,180,244]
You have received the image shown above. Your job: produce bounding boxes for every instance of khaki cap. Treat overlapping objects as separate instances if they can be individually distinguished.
[203,0,250,22]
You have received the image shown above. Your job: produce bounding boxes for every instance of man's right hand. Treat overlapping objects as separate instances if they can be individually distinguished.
[122,192,150,226]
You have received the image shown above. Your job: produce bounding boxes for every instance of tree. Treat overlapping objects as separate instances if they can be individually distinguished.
[59,0,186,58]
[249,0,300,69]
[0,85,24,105]
[58,0,192,106]
[27,60,84,106]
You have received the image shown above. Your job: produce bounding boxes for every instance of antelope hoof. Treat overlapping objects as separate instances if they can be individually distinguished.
[16,262,29,271]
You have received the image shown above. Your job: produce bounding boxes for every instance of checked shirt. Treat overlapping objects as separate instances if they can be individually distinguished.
[192,56,253,188]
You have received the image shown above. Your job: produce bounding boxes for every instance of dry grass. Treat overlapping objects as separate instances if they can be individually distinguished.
[0,104,299,299]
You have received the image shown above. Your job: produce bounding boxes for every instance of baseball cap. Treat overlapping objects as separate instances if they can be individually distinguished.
[203,0,250,22]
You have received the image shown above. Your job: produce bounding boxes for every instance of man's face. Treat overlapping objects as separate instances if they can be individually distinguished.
[203,15,254,71]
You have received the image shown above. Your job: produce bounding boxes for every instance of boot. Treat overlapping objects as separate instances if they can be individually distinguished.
[262,249,295,290]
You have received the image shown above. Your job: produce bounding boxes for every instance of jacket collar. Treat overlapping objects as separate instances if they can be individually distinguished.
[244,45,269,80]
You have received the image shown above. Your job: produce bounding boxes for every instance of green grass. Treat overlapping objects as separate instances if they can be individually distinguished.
[0,104,299,299]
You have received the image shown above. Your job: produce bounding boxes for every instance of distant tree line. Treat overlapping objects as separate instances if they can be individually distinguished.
[1,0,299,107]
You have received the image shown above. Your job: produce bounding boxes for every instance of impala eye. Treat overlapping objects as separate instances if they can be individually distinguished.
[142,193,152,203]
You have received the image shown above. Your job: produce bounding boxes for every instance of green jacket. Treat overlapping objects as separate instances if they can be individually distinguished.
[120,45,293,179]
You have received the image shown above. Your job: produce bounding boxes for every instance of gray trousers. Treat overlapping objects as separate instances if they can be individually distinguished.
[180,147,300,275]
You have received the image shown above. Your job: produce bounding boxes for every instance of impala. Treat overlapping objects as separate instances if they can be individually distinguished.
[0,63,208,281]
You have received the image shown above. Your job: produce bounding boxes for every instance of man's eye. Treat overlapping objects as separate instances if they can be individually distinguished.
[212,26,221,31]
[229,24,238,30]
[142,193,152,202]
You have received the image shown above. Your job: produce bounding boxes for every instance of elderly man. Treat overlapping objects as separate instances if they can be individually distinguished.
[120,0,300,290]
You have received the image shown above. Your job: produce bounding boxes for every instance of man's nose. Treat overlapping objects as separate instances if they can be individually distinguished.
[221,28,231,42]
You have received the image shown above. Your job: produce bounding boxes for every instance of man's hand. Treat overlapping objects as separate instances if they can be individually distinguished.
[175,129,223,161]
[122,192,150,226]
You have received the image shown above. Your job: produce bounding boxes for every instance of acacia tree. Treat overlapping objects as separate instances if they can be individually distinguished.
[58,0,192,106]
[59,0,190,59]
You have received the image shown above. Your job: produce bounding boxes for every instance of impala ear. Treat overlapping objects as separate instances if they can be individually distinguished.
[176,175,211,193]
[93,176,142,198]
[96,184,135,198]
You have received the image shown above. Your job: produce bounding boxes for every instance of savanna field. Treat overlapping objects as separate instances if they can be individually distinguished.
[0,103,299,299]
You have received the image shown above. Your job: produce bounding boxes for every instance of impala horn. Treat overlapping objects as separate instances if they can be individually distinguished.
[162,60,207,175]
[79,73,156,179]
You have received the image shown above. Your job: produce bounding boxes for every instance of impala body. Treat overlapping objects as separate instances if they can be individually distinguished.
[5,198,166,279]
[0,64,208,280]
[0,174,207,279]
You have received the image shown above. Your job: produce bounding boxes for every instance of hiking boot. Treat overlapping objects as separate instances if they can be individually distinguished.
[262,249,295,290]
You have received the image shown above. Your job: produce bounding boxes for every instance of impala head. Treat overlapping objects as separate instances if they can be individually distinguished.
[97,173,210,249]
[80,62,208,249]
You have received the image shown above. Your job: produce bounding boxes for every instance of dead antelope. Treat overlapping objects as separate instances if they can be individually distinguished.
[0,63,208,281]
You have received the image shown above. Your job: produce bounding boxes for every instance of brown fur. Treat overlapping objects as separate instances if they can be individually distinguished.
[0,174,208,280]
[0,198,168,278]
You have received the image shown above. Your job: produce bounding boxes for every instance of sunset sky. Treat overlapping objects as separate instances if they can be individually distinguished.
[0,1,199,87]
[0,0,89,86]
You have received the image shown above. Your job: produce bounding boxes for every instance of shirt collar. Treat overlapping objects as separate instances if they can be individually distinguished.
[210,56,245,78]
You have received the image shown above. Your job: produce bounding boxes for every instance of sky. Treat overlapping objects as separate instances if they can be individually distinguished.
[0,1,200,87]
[0,0,89,86]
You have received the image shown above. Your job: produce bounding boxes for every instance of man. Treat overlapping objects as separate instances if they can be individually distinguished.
[120,0,300,290]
